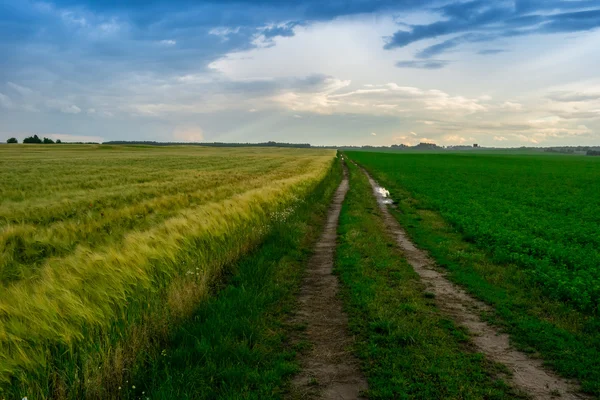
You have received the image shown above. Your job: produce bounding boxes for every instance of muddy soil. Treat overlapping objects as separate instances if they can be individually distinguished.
[288,164,368,400]
[361,166,589,400]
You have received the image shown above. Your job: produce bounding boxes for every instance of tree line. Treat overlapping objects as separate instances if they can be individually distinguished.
[6,135,62,144]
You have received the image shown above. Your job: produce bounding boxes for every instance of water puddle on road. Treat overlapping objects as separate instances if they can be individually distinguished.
[375,186,394,205]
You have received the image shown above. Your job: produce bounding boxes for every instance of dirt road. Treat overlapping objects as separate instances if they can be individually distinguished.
[288,163,368,400]
[361,165,589,400]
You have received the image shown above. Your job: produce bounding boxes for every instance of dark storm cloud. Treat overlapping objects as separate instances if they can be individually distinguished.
[385,1,600,59]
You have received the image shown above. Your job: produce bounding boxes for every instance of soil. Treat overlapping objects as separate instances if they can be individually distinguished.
[361,166,590,400]
[288,164,368,400]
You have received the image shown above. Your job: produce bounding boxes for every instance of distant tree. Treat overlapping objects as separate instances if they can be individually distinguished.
[43,137,55,144]
[23,134,42,144]
[7,137,18,144]
[587,150,600,156]
[56,139,62,144]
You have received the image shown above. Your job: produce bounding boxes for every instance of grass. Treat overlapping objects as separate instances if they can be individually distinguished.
[334,161,524,399]
[346,151,600,396]
[0,145,336,398]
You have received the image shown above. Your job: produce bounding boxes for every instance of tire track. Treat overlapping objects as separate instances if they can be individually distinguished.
[359,165,589,400]
[288,162,368,400]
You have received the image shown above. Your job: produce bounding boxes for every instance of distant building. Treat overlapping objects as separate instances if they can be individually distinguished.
[473,143,479,148]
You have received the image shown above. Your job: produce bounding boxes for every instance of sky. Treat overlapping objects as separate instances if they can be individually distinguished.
[1,0,600,147]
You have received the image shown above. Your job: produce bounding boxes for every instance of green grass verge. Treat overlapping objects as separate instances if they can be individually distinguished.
[119,158,343,399]
[334,161,524,399]
[347,155,600,397]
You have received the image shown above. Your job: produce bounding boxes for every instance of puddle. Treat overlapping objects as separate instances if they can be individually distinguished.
[374,186,394,205]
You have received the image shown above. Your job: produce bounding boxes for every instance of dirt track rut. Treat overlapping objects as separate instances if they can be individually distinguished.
[288,163,368,400]
[361,166,589,400]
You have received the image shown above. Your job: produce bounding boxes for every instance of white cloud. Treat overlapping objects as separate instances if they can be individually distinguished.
[328,83,487,115]
[159,39,176,46]
[393,135,418,146]
[270,77,351,114]
[501,101,523,110]
[61,11,88,27]
[96,19,121,35]
[7,82,33,96]
[45,99,82,114]
[371,132,377,136]
[172,126,204,142]
[443,135,468,144]
[0,93,13,109]
[209,27,241,42]
[494,136,508,141]
[514,134,539,144]
[62,105,81,114]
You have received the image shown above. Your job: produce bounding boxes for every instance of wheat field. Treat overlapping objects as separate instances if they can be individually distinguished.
[0,144,335,398]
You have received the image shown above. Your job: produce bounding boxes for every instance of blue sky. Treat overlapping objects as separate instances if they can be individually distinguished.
[1,0,599,146]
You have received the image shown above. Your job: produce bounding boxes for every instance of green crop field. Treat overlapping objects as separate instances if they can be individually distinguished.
[347,151,600,395]
[0,145,336,398]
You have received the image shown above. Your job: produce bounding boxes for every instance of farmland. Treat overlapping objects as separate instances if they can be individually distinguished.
[0,145,336,398]
[347,151,600,395]
[2,144,599,399]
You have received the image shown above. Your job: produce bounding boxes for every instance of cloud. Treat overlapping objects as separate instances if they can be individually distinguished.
[385,2,600,61]
[7,82,33,96]
[325,82,487,115]
[269,75,351,114]
[415,33,493,59]
[478,49,506,55]
[514,134,539,144]
[371,132,376,136]
[265,81,488,117]
[493,136,507,141]
[547,91,600,102]
[396,60,450,69]
[260,21,302,39]
[443,134,468,144]
[46,100,82,114]
[172,126,204,142]
[159,39,176,46]
[62,105,82,114]
[0,93,13,109]
[501,101,523,111]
